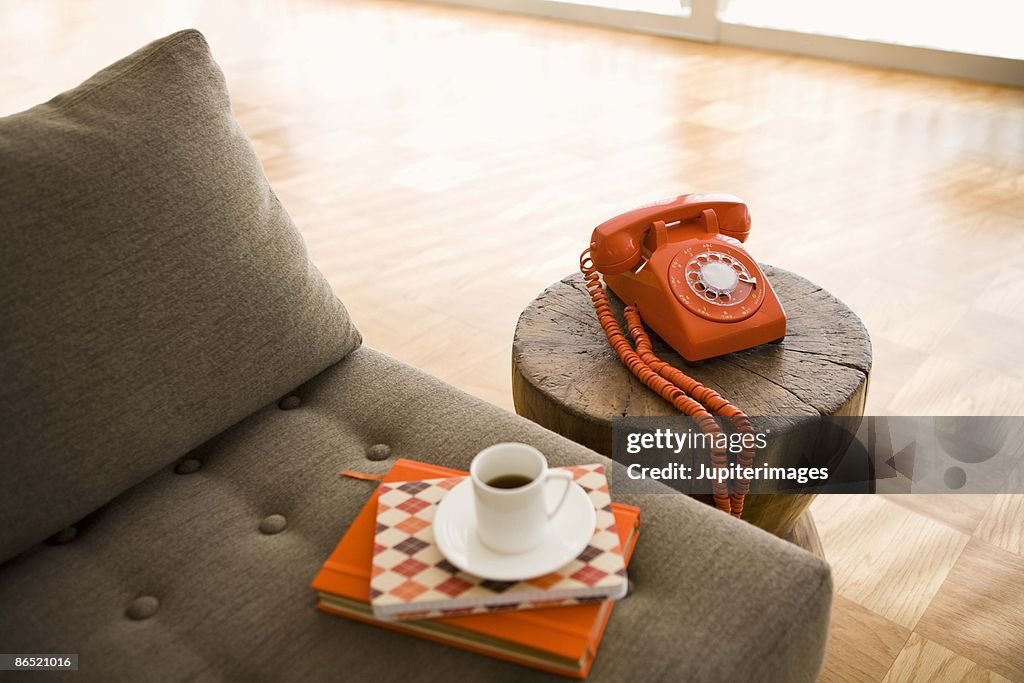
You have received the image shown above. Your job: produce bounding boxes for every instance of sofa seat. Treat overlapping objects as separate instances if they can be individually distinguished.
[0,346,830,682]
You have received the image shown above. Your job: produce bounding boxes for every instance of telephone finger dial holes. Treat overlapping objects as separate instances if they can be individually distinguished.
[669,247,764,323]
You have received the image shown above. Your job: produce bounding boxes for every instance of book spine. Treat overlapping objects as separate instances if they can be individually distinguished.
[317,601,587,680]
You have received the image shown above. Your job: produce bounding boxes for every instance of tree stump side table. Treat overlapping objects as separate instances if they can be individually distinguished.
[512,266,871,557]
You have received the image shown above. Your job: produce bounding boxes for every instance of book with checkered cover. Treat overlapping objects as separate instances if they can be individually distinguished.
[371,464,626,620]
[312,459,641,679]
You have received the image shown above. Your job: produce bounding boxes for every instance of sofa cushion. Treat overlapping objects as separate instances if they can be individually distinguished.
[0,347,830,682]
[0,30,361,563]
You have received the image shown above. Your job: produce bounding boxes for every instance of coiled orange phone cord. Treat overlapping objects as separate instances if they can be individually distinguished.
[581,249,756,519]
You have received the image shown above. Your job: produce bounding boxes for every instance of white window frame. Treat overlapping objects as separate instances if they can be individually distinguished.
[429,0,718,42]
[425,0,1023,87]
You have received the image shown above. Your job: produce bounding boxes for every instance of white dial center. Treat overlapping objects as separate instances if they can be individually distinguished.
[700,261,739,292]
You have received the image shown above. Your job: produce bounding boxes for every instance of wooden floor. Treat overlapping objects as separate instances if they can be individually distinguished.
[2,1,1022,680]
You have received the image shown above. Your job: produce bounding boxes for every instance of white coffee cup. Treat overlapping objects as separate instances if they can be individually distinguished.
[470,443,574,555]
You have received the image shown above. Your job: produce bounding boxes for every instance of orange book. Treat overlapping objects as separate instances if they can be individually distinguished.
[312,458,641,679]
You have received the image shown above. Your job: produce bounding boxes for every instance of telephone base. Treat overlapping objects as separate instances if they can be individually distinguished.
[590,194,787,363]
[606,263,788,362]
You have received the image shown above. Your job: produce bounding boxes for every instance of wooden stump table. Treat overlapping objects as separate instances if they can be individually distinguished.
[512,266,871,557]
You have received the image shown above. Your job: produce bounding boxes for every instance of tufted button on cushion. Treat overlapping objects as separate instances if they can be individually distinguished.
[47,526,78,545]
[259,514,287,535]
[126,596,160,620]
[279,395,302,410]
[174,458,201,475]
[366,443,391,461]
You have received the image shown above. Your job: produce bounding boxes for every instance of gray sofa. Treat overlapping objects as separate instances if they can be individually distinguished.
[0,30,831,682]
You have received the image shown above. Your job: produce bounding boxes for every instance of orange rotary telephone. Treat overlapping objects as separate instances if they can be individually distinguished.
[580,193,786,519]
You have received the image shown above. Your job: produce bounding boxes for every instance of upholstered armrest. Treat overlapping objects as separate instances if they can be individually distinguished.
[603,492,831,682]
[0,346,828,682]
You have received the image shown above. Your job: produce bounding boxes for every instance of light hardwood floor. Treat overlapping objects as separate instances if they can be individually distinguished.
[2,1,1022,680]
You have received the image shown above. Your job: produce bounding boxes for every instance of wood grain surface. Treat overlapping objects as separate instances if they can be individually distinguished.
[513,267,871,433]
[511,267,871,537]
[915,539,1024,681]
[821,595,912,683]
[881,634,1012,683]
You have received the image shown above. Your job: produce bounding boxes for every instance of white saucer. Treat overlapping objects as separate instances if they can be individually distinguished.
[433,478,596,581]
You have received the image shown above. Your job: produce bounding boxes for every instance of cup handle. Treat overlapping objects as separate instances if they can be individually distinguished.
[544,470,575,519]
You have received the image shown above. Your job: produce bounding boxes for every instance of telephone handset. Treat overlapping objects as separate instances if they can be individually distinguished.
[580,194,786,519]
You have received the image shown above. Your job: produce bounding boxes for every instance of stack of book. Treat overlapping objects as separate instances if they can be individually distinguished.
[311,458,640,678]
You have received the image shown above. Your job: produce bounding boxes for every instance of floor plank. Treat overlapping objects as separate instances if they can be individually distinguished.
[974,494,1024,555]
[881,633,1011,683]
[820,595,911,683]
[811,495,968,629]
[915,539,1024,681]
[879,495,993,536]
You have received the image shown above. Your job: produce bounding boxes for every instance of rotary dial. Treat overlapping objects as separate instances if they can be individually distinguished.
[669,245,765,322]
[686,252,756,305]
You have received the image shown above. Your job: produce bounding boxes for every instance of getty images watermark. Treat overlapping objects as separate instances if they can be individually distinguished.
[610,416,1024,495]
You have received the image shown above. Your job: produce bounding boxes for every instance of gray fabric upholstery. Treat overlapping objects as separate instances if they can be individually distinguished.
[0,347,830,682]
[0,30,360,562]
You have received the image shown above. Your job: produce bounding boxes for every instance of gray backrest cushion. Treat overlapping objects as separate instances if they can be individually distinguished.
[0,29,361,563]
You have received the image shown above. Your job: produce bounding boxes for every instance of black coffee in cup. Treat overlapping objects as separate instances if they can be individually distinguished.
[485,474,534,489]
